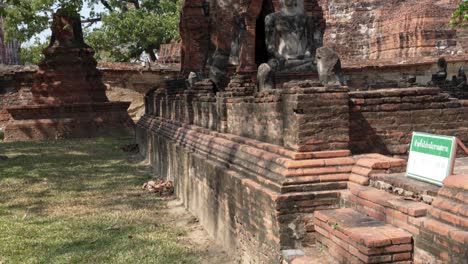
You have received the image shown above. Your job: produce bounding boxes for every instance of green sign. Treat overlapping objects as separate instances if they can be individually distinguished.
[406,132,457,186]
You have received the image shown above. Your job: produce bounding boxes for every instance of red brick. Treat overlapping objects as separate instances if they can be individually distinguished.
[348,228,392,247]
[393,252,412,261]
[348,244,372,262]
[284,167,338,177]
[350,173,370,185]
[454,191,468,204]
[442,175,468,190]
[387,199,430,217]
[389,218,420,235]
[318,173,349,182]
[423,219,455,237]
[353,195,386,213]
[324,157,355,166]
[284,159,325,169]
[315,224,330,239]
[314,210,331,222]
[348,182,365,196]
[331,234,350,251]
[358,205,386,221]
[432,197,468,218]
[380,227,412,245]
[407,216,425,227]
[357,189,392,207]
[449,230,468,244]
[351,166,373,177]
[309,150,351,159]
[356,243,412,256]
[439,250,449,261]
[385,208,408,222]
[356,158,390,169]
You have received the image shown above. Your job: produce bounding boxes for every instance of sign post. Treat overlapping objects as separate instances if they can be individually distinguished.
[406,132,457,186]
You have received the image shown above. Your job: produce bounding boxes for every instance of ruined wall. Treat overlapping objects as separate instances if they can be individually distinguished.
[0,68,33,131]
[0,64,179,130]
[343,55,468,94]
[349,87,468,155]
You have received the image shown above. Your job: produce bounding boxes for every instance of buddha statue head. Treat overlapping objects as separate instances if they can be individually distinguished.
[280,0,304,15]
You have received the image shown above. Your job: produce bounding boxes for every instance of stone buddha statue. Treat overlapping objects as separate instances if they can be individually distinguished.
[257,0,315,90]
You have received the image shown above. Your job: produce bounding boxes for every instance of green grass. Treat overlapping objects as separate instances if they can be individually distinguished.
[0,137,199,264]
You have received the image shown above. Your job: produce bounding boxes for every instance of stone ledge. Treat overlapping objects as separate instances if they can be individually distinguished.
[348,183,431,218]
[370,173,440,200]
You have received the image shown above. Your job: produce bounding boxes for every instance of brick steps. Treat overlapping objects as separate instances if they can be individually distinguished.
[314,208,413,264]
[348,182,430,235]
[414,174,468,263]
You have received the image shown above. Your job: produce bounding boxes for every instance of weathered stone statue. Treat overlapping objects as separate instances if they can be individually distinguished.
[47,8,88,49]
[257,0,315,90]
[316,47,345,86]
[186,72,198,89]
[455,66,467,89]
[429,57,448,87]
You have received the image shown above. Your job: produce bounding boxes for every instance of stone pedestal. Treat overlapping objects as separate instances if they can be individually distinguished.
[4,8,134,141]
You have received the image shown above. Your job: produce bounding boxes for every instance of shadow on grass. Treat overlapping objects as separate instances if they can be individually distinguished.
[0,137,202,263]
[0,137,152,212]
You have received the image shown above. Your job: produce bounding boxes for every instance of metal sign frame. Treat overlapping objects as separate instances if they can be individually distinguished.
[406,132,458,186]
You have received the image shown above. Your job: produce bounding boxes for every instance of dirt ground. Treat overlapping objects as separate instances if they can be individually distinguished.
[161,198,236,264]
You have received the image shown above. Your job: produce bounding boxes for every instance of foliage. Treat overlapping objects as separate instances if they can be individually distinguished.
[0,137,201,263]
[450,1,468,28]
[19,38,47,65]
[86,0,181,62]
[0,0,182,62]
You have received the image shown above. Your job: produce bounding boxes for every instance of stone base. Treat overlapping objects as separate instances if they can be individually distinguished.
[4,102,134,142]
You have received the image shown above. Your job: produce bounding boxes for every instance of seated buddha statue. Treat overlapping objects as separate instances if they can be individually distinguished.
[257,0,316,90]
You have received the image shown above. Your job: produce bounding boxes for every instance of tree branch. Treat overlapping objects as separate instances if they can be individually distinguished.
[82,17,102,23]
[100,0,114,12]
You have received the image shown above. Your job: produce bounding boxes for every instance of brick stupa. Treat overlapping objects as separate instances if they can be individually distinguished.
[4,8,134,141]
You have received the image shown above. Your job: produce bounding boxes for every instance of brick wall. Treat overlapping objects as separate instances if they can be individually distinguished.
[349,87,468,155]
[320,0,466,63]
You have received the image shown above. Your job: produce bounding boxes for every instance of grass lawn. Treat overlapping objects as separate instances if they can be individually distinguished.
[0,137,201,264]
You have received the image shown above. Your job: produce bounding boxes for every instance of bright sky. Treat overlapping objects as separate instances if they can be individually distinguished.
[26,2,105,46]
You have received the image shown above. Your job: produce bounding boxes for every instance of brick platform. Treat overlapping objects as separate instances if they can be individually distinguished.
[314,208,413,263]
[138,78,468,263]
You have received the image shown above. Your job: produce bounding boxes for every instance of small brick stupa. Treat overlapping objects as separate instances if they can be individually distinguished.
[4,8,134,141]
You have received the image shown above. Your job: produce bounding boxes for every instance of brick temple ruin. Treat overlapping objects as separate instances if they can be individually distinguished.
[137,0,468,263]
[3,9,134,141]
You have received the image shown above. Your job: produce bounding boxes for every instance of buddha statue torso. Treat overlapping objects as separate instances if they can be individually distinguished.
[257,0,316,90]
